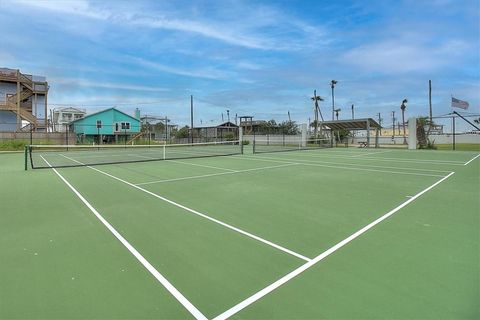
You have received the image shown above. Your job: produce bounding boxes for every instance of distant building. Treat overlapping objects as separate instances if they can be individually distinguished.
[192,121,238,140]
[239,116,266,134]
[70,107,141,144]
[0,67,49,131]
[140,115,178,141]
[52,107,86,132]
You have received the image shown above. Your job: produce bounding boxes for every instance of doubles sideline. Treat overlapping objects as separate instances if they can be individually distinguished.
[212,171,456,320]
[39,156,208,320]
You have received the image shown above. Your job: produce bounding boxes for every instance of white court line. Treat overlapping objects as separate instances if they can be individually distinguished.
[213,171,456,320]
[59,154,311,262]
[39,156,207,320]
[464,154,480,166]
[136,163,299,186]
[167,159,238,172]
[236,155,446,178]
[349,150,394,157]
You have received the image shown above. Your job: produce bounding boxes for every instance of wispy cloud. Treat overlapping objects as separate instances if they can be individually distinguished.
[50,77,170,92]
[128,56,232,80]
[341,39,470,74]
[10,0,324,51]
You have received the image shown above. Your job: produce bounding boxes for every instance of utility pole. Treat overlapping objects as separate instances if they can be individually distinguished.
[392,111,396,140]
[288,111,291,122]
[235,113,238,125]
[227,109,230,122]
[221,113,224,122]
[190,95,194,144]
[429,80,432,124]
[377,112,382,135]
[351,104,354,119]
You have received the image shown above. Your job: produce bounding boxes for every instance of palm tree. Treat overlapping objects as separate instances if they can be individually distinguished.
[401,99,408,144]
[334,108,341,120]
[311,90,324,137]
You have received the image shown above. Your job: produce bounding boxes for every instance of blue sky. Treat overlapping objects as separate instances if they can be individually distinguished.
[0,0,479,127]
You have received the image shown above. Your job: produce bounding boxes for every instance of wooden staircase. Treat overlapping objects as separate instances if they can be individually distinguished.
[0,68,48,130]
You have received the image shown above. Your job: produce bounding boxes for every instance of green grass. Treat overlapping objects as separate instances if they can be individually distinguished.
[435,143,480,151]
[1,148,478,319]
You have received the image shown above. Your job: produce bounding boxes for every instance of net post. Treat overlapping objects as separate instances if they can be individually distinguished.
[408,117,416,150]
[163,145,166,160]
[239,127,243,154]
[24,145,28,171]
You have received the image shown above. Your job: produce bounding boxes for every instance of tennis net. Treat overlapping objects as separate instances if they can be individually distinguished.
[253,138,331,154]
[28,140,241,169]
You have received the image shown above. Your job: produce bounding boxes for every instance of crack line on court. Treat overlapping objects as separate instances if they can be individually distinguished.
[274,149,466,165]
[212,171,456,320]
[58,154,311,262]
[39,156,208,320]
[234,154,452,173]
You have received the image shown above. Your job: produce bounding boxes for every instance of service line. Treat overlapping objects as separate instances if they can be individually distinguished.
[59,154,310,262]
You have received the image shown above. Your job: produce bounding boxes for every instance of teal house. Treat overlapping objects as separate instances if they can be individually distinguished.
[70,107,141,144]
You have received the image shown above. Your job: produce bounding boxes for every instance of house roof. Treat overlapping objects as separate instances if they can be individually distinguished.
[53,107,86,113]
[194,121,238,129]
[70,107,139,123]
[320,118,381,130]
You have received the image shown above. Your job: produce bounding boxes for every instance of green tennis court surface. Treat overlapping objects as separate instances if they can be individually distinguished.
[1,147,478,319]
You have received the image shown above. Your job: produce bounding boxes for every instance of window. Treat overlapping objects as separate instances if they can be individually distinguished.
[121,122,130,130]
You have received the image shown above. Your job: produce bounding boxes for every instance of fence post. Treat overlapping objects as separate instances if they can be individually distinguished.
[24,146,28,171]
[452,116,456,150]
[66,124,69,150]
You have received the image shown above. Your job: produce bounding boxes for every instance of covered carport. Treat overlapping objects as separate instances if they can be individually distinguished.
[320,118,382,148]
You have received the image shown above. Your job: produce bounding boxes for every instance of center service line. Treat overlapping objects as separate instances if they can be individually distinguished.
[59,154,311,262]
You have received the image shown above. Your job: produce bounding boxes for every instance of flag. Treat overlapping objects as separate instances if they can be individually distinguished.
[451,97,469,110]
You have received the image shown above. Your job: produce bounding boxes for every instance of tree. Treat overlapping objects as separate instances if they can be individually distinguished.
[416,117,436,149]
[174,126,190,139]
[278,120,299,135]
[257,119,277,134]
